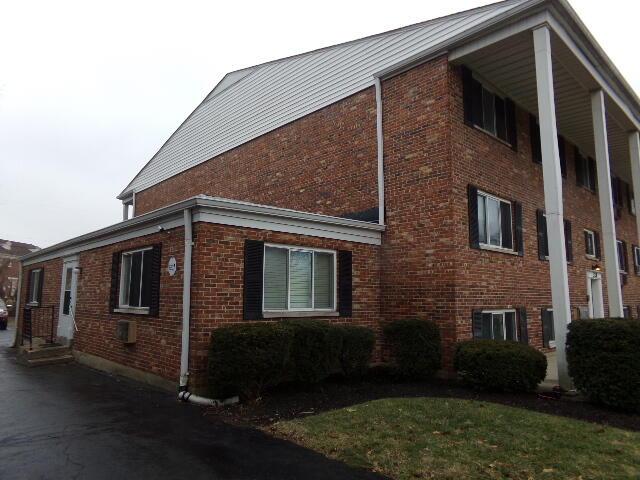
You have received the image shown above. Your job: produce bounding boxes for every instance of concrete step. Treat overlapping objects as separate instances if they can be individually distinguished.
[21,355,75,367]
[21,345,71,360]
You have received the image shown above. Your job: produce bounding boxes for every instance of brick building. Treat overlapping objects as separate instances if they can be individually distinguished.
[0,239,39,312]
[18,0,640,393]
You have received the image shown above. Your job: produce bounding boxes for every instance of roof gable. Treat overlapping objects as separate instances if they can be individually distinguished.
[119,0,530,198]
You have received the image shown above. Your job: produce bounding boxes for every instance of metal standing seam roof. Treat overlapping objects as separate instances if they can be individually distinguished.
[118,0,532,199]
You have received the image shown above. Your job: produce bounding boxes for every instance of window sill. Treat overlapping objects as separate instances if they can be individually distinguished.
[25,302,40,307]
[263,311,339,319]
[114,307,150,315]
[473,125,513,149]
[479,244,518,256]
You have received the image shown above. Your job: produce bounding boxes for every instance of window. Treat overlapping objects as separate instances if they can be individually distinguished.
[529,116,566,177]
[474,310,518,341]
[537,211,573,262]
[634,246,640,275]
[263,245,336,312]
[462,67,516,147]
[623,306,631,319]
[617,240,628,274]
[477,191,512,250]
[575,149,597,192]
[62,267,73,315]
[584,229,596,258]
[119,248,153,310]
[542,309,555,348]
[27,268,42,305]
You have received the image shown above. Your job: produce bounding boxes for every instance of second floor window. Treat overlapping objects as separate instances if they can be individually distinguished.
[584,229,600,259]
[633,246,640,275]
[477,191,512,250]
[575,149,597,192]
[617,240,628,274]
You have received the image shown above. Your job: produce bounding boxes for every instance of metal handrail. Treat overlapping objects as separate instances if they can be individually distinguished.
[22,305,57,349]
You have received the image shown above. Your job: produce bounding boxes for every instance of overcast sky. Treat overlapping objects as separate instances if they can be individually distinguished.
[1,0,638,248]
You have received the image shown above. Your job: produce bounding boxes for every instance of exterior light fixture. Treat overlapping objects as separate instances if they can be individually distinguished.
[592,264,602,272]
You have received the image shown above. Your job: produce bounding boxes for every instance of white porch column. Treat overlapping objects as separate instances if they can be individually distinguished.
[533,26,572,389]
[591,89,623,318]
[630,131,640,244]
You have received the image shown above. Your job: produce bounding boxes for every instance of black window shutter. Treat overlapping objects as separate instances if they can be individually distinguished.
[472,78,483,127]
[574,147,584,186]
[500,202,513,250]
[588,157,598,192]
[243,240,264,320]
[530,115,541,164]
[541,309,554,348]
[505,98,517,151]
[338,250,353,317]
[37,267,44,304]
[148,244,162,317]
[468,185,480,249]
[517,308,528,344]
[26,270,32,303]
[626,182,634,214]
[472,310,483,339]
[536,209,547,260]
[495,96,507,141]
[109,251,121,313]
[594,231,601,259]
[564,219,573,263]
[622,240,628,272]
[513,201,524,256]
[462,66,474,127]
[558,136,566,178]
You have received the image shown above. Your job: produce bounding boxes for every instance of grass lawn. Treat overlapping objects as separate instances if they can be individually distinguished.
[271,397,640,480]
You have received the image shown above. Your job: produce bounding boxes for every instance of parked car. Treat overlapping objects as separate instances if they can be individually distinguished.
[0,299,8,330]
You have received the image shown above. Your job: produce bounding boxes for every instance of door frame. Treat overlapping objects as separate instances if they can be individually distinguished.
[587,270,604,318]
[58,255,79,343]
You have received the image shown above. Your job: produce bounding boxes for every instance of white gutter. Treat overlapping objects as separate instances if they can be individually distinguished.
[179,208,193,390]
[375,77,385,225]
[10,263,22,348]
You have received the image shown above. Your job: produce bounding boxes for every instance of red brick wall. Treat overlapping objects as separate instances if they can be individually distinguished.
[134,89,379,219]
[188,223,381,388]
[448,63,640,350]
[379,56,459,367]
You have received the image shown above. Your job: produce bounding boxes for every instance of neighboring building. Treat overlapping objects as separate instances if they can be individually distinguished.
[0,239,39,311]
[18,0,640,392]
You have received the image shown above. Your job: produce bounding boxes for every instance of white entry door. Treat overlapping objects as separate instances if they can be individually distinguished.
[58,258,79,342]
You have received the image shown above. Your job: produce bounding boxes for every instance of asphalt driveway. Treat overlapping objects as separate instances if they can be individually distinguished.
[0,326,383,480]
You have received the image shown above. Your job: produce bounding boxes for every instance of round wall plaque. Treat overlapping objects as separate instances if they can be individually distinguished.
[167,256,177,276]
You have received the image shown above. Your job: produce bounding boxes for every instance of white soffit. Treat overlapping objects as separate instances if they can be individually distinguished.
[119,0,530,198]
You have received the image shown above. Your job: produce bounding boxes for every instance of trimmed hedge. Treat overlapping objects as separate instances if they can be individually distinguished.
[384,319,442,379]
[336,325,375,378]
[283,320,343,384]
[567,319,640,412]
[208,323,292,399]
[208,321,375,398]
[454,340,547,392]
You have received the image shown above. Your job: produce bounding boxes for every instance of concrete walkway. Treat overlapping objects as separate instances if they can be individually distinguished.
[0,326,383,480]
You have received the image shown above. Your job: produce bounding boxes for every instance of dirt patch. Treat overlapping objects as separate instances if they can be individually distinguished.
[202,377,640,432]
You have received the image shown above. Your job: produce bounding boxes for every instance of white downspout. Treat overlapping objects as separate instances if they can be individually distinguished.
[179,208,193,391]
[375,77,385,226]
[10,263,22,348]
[176,208,238,406]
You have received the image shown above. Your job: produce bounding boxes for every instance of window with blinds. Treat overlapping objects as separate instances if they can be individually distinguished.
[263,245,336,312]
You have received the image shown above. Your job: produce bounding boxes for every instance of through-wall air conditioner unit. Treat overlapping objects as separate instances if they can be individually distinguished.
[116,320,137,344]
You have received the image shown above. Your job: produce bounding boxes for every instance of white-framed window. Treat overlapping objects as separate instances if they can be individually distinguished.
[475,79,509,143]
[263,244,336,312]
[477,310,518,341]
[27,268,42,305]
[542,308,556,348]
[617,240,627,273]
[623,306,631,319]
[634,246,640,275]
[477,191,512,250]
[119,247,153,310]
[584,229,596,258]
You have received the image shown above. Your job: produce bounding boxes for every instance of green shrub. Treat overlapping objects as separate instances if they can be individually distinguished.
[208,323,292,399]
[567,319,640,412]
[454,340,547,392]
[384,319,442,379]
[283,320,344,384]
[336,325,375,378]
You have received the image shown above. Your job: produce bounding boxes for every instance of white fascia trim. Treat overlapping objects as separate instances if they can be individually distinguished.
[21,196,383,265]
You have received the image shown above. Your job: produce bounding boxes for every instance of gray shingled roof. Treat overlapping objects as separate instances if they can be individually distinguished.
[118,0,532,199]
